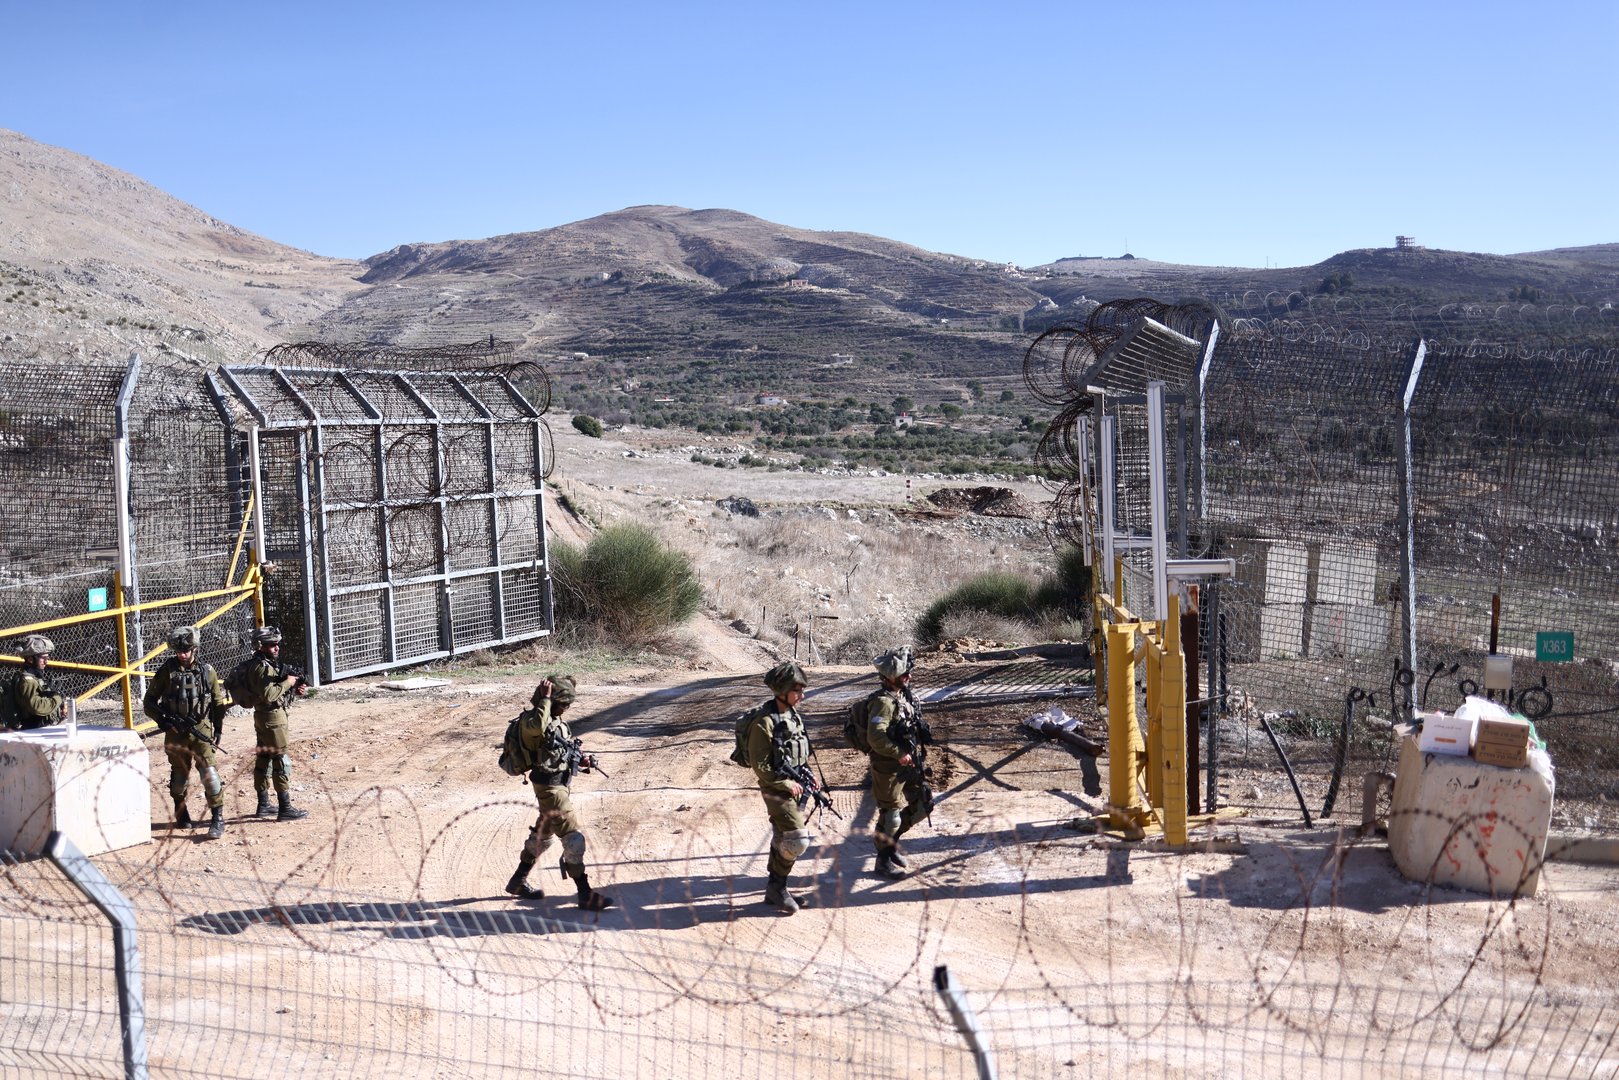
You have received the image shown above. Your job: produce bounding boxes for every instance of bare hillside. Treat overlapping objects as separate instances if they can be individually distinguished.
[0,127,365,361]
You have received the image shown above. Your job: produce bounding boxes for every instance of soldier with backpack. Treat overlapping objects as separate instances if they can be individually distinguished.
[231,626,309,822]
[861,646,934,879]
[733,661,818,914]
[501,675,614,911]
[5,635,64,730]
[143,626,231,840]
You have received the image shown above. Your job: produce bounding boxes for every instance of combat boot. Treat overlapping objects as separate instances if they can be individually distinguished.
[888,848,909,870]
[276,793,309,822]
[559,859,614,911]
[505,859,543,899]
[253,791,275,817]
[572,872,615,912]
[763,870,800,914]
[173,801,193,829]
[874,848,907,879]
[205,807,225,841]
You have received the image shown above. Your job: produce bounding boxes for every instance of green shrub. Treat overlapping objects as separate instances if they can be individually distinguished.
[572,414,604,438]
[915,571,1034,646]
[915,549,1092,646]
[551,523,702,642]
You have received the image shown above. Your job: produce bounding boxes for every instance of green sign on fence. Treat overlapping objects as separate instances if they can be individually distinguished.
[87,587,108,612]
[1536,631,1574,662]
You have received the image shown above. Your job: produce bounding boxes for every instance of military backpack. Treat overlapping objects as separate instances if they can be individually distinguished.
[223,658,263,709]
[729,708,757,767]
[498,711,537,777]
[843,697,874,754]
[0,670,24,730]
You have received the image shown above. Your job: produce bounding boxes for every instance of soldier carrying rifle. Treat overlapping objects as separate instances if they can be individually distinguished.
[143,625,230,840]
[735,661,820,914]
[503,675,615,911]
[863,646,934,879]
[238,626,310,822]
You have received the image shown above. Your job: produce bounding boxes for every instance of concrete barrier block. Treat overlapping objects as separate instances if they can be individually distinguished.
[1388,735,1554,897]
[0,726,151,856]
[1229,538,1309,605]
[1308,603,1393,658]
[1228,601,1307,662]
[1309,541,1379,606]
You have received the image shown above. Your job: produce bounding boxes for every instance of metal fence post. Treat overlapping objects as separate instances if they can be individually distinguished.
[1395,341,1427,720]
[44,831,149,1080]
[933,965,997,1080]
[113,354,146,702]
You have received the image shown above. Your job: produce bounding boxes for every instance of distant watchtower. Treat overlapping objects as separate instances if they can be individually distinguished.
[1395,235,1419,250]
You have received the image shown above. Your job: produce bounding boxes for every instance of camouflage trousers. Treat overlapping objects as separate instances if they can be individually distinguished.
[761,790,810,877]
[522,784,586,867]
[165,729,223,810]
[871,760,929,851]
[253,708,291,794]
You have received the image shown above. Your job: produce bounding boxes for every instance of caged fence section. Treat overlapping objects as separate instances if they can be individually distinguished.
[1027,302,1619,826]
[0,341,557,718]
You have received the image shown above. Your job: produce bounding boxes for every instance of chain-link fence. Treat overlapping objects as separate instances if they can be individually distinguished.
[1028,303,1619,827]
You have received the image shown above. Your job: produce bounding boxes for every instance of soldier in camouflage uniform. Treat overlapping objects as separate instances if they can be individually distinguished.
[865,646,934,879]
[740,661,816,914]
[143,626,230,840]
[8,635,64,730]
[503,675,614,911]
[244,626,309,822]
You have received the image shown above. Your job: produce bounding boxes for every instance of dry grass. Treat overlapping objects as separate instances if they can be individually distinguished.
[641,505,1058,656]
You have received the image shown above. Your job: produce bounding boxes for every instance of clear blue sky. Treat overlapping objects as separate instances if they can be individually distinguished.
[6,1,1615,269]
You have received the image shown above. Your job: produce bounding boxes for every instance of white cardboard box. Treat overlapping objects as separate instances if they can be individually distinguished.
[1417,710,1475,756]
[0,726,151,856]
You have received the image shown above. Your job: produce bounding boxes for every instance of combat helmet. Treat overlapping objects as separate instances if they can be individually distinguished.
[251,626,283,647]
[532,675,577,707]
[763,661,808,697]
[873,645,915,681]
[18,635,54,658]
[166,625,201,652]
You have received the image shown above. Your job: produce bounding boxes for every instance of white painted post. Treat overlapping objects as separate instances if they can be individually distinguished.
[1146,382,1170,622]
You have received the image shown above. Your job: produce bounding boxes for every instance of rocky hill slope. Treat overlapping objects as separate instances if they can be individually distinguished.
[0,127,365,363]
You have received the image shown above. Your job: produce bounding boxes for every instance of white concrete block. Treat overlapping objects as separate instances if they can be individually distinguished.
[0,726,151,856]
[1307,603,1393,659]
[1388,734,1554,897]
[1309,541,1378,605]
[1230,539,1309,604]
[1229,602,1306,661]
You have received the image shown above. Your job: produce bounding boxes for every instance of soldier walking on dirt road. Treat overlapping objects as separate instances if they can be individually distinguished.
[737,661,818,914]
[864,646,934,879]
[504,675,615,911]
[143,626,230,840]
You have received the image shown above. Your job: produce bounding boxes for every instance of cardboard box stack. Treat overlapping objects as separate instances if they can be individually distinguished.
[1475,713,1532,769]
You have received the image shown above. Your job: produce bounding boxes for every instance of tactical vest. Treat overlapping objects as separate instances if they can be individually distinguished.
[530,712,575,785]
[162,663,213,720]
[763,708,810,774]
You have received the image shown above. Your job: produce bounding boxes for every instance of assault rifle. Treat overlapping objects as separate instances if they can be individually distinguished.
[550,729,610,779]
[156,708,223,751]
[892,686,936,819]
[278,661,309,695]
[781,761,841,820]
